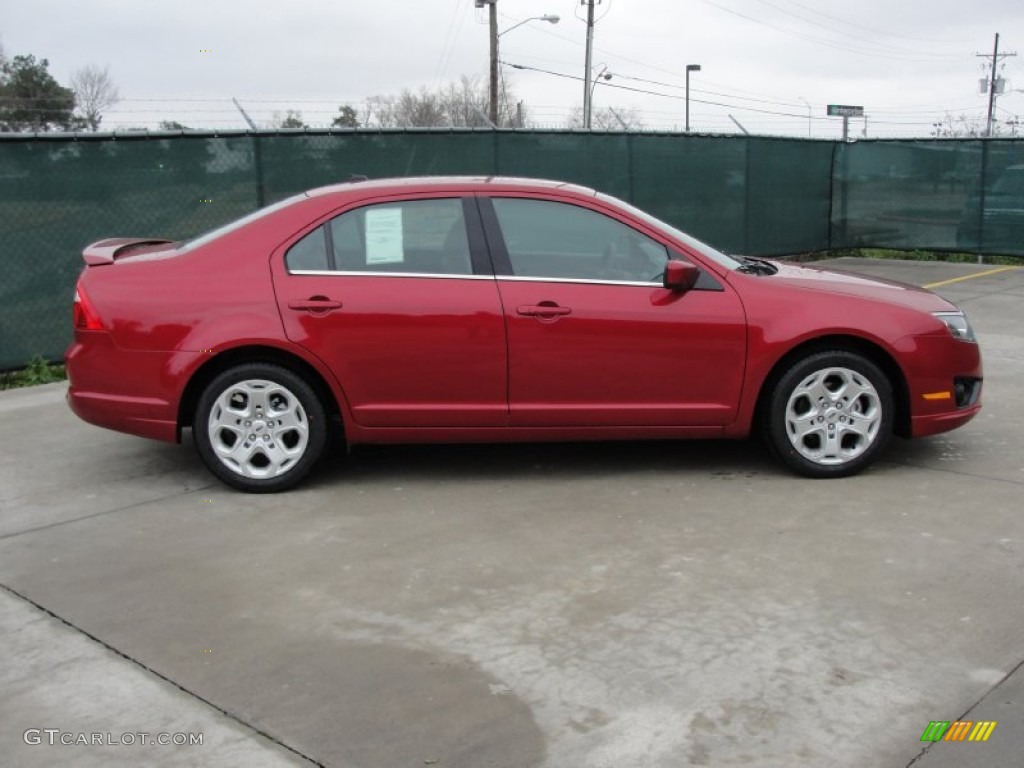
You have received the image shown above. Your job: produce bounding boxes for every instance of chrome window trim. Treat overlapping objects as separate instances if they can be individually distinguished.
[287,269,491,280]
[286,271,661,288]
[496,275,661,288]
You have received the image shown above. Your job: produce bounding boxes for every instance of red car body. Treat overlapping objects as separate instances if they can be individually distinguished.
[66,177,982,490]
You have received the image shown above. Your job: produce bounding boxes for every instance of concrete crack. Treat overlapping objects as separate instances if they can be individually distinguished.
[904,655,1024,767]
[881,459,1024,487]
[0,484,218,541]
[0,582,325,768]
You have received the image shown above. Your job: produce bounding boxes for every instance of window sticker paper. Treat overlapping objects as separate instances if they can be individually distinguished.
[365,207,404,264]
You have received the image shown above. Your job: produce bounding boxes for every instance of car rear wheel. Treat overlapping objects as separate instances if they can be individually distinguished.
[194,363,327,492]
[765,351,893,478]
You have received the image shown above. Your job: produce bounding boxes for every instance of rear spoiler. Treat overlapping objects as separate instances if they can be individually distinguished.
[82,238,175,266]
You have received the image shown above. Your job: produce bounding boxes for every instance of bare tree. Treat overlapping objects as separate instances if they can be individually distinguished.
[565,105,644,131]
[439,76,490,127]
[361,76,524,129]
[363,95,398,128]
[933,112,989,138]
[600,106,643,131]
[70,64,120,131]
[395,87,446,127]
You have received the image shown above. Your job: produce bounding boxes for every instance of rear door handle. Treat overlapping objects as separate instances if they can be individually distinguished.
[517,304,572,318]
[288,297,343,312]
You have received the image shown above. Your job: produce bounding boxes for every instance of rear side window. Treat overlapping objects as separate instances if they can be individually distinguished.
[285,227,329,270]
[285,198,472,275]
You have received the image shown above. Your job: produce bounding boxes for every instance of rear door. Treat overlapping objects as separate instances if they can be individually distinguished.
[481,194,747,427]
[271,194,508,428]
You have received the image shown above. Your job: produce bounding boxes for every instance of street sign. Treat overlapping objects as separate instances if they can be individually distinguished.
[827,104,864,117]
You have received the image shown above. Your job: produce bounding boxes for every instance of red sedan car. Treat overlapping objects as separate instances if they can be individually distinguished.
[66,177,982,492]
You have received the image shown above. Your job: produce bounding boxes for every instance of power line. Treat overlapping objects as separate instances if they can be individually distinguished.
[505,60,839,121]
[777,0,974,45]
[432,0,470,87]
[748,0,969,58]
[698,0,970,61]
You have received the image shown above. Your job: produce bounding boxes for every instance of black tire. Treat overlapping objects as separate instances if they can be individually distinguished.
[193,363,327,492]
[764,350,894,478]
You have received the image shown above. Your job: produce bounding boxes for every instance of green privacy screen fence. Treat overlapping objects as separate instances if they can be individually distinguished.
[1,129,1022,369]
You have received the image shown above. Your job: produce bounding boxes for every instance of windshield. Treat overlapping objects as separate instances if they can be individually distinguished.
[595,192,743,270]
[177,193,306,252]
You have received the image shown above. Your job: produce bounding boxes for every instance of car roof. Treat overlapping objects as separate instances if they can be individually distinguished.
[305,176,599,199]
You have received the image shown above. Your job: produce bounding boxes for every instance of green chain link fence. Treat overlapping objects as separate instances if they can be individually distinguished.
[1,129,1022,370]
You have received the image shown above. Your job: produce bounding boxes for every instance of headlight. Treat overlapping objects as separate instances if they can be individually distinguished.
[933,311,976,343]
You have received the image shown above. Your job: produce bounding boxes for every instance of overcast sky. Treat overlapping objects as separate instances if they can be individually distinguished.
[3,0,1023,137]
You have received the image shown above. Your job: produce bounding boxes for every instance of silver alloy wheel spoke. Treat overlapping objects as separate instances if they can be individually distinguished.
[801,377,832,407]
[273,403,306,431]
[208,379,309,479]
[248,387,268,416]
[785,366,882,466]
[821,426,842,459]
[789,418,823,441]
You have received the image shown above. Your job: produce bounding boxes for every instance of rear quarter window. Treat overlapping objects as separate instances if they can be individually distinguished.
[285,226,329,271]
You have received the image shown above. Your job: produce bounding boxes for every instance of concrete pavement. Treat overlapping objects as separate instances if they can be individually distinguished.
[1,258,1022,767]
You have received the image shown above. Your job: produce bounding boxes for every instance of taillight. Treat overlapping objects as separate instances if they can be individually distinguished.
[73,284,104,330]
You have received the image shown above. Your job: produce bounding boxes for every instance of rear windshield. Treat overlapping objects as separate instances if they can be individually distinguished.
[177,194,305,252]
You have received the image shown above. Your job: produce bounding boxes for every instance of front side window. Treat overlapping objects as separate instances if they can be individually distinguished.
[285,197,472,275]
[595,191,742,271]
[491,197,668,283]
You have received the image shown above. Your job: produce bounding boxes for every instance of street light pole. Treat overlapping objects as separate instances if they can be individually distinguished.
[588,65,611,127]
[500,14,559,37]
[481,1,559,126]
[685,64,701,133]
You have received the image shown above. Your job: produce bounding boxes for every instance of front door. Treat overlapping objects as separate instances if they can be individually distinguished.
[483,195,746,427]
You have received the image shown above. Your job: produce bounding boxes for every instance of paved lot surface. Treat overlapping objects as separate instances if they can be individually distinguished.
[1,258,1022,768]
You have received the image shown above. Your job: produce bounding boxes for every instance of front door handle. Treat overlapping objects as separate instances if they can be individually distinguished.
[288,297,343,313]
[517,303,572,318]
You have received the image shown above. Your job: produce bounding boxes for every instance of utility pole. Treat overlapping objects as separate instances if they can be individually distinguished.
[488,0,499,125]
[582,0,597,129]
[977,33,1017,137]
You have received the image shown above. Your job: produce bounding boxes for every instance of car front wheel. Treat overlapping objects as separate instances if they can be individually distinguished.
[194,363,327,492]
[765,351,893,478]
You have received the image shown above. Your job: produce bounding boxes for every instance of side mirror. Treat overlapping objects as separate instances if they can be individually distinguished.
[663,259,700,291]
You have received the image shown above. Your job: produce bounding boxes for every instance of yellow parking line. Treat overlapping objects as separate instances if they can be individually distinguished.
[922,265,1020,289]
